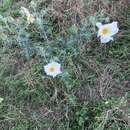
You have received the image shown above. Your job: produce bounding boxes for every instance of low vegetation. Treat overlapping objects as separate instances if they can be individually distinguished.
[0,0,130,130]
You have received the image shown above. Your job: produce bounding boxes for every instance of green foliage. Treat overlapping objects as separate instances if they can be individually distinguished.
[0,0,111,60]
[0,0,130,130]
[0,0,13,13]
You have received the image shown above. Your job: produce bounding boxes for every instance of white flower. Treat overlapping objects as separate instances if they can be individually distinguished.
[44,62,62,78]
[96,21,119,43]
[21,6,34,24]
[0,97,4,103]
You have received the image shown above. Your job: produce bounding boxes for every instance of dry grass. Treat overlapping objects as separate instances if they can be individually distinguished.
[38,0,129,25]
[0,0,130,130]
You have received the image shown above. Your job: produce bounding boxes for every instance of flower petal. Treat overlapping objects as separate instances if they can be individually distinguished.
[107,21,119,36]
[21,7,30,16]
[100,36,113,43]
[96,22,103,29]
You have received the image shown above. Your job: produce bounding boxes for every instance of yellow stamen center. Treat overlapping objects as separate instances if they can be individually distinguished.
[48,66,56,73]
[27,15,33,23]
[101,26,109,36]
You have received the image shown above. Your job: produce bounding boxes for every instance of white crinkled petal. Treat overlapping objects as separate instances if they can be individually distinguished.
[97,30,101,37]
[51,62,62,76]
[96,22,103,29]
[21,7,30,17]
[107,21,119,36]
[44,64,50,75]
[52,71,62,78]
[100,36,113,43]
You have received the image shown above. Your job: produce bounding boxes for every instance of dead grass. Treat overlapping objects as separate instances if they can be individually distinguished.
[0,0,130,130]
[40,0,129,26]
